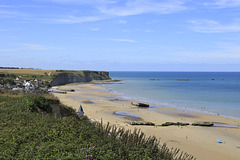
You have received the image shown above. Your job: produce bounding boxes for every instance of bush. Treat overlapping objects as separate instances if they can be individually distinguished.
[0,93,195,160]
[1,77,16,85]
[22,94,52,113]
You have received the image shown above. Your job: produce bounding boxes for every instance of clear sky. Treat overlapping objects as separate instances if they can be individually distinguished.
[1,0,240,71]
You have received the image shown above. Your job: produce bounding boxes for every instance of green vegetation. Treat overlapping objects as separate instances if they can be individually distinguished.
[0,77,16,85]
[0,92,195,160]
[0,69,53,75]
[55,70,85,77]
[0,74,17,85]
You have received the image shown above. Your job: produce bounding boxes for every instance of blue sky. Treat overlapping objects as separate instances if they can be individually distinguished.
[1,0,240,71]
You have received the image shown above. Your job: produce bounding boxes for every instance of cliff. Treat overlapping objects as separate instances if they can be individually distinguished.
[50,70,111,86]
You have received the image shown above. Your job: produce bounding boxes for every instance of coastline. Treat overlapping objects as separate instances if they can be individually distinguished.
[104,83,240,121]
[52,82,240,160]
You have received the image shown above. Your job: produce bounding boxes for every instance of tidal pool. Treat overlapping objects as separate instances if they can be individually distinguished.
[114,111,140,118]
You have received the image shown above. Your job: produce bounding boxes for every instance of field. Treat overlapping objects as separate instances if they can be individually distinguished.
[0,69,55,75]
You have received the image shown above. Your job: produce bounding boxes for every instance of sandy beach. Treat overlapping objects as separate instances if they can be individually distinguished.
[52,83,240,160]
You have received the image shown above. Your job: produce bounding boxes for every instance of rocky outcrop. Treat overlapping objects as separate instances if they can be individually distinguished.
[50,71,110,86]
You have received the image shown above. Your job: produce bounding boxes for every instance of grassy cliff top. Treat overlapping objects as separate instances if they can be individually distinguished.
[0,69,109,80]
[0,68,54,75]
[0,69,105,76]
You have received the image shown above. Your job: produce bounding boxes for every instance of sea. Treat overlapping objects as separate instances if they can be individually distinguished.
[101,72,240,119]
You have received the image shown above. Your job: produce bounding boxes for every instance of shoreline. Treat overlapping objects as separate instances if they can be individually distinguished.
[102,82,240,121]
[110,86,240,121]
[52,82,240,160]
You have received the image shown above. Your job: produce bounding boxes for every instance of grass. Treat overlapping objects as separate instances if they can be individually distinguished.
[0,92,195,160]
[0,69,54,76]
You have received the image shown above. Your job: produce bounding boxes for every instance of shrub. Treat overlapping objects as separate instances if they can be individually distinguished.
[22,94,52,113]
[0,93,195,160]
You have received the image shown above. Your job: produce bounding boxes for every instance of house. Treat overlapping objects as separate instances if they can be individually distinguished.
[15,81,22,85]
[11,85,17,88]
[16,77,23,81]
[34,79,40,83]
[12,88,24,91]
[4,84,11,88]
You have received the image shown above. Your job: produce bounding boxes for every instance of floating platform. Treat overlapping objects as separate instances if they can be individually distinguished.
[176,79,189,81]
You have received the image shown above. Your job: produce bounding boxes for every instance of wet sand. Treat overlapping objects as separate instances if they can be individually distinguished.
[52,83,240,160]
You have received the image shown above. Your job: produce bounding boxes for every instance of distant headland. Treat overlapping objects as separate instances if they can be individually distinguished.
[0,68,111,91]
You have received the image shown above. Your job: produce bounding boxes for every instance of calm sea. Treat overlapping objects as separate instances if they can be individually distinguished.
[101,72,240,119]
